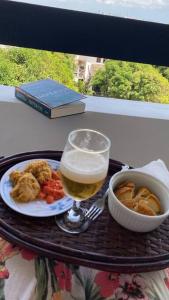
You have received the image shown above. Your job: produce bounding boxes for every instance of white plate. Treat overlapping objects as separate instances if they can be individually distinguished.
[0,159,73,217]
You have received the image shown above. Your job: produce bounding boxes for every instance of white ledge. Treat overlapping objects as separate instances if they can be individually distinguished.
[84,96,169,120]
[1,84,169,120]
[1,84,169,168]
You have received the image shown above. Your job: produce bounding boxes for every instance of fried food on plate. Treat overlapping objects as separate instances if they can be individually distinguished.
[9,170,23,186]
[10,173,40,202]
[24,160,52,184]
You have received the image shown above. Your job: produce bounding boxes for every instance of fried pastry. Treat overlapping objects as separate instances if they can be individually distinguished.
[134,187,151,202]
[145,194,161,214]
[135,199,156,216]
[114,185,135,201]
[10,173,40,202]
[114,180,162,216]
[120,198,135,210]
[118,181,135,189]
[115,187,133,201]
[24,160,52,184]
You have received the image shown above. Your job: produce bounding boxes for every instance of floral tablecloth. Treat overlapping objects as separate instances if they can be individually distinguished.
[0,238,168,300]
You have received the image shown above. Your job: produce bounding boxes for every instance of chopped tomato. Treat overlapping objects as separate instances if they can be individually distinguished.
[52,170,60,180]
[39,174,65,204]
[46,195,55,204]
[42,186,53,194]
[38,192,46,199]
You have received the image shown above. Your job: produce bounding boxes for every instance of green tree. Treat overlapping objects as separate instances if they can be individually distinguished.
[91,60,169,103]
[0,47,77,90]
[77,80,93,95]
[158,66,169,81]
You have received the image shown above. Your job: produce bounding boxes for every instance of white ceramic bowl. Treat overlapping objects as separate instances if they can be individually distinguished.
[108,170,169,232]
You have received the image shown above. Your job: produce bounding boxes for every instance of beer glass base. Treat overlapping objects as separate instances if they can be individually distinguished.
[55,205,86,234]
[55,203,86,233]
[55,216,88,234]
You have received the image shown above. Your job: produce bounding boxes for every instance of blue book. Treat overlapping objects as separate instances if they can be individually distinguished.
[15,79,86,118]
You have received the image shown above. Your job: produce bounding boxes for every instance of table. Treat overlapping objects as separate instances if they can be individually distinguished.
[0,150,169,273]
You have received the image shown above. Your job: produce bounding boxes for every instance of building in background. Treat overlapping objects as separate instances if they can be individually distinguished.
[75,55,105,82]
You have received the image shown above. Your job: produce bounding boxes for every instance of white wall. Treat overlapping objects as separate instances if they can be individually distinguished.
[76,56,97,63]
[1,85,169,169]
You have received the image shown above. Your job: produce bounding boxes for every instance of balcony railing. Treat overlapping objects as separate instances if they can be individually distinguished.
[0,1,169,67]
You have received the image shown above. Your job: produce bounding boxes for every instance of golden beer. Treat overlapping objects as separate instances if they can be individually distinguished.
[59,171,105,201]
[60,150,108,201]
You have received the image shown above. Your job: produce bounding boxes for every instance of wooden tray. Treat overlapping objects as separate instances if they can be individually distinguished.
[0,151,169,273]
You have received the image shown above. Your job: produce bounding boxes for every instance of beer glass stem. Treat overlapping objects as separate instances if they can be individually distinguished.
[63,200,84,229]
[73,200,80,211]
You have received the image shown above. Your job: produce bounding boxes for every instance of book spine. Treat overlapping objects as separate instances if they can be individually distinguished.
[15,88,51,118]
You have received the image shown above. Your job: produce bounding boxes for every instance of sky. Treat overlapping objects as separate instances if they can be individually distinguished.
[12,0,169,24]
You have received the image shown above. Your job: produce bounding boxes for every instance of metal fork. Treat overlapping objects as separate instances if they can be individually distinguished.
[85,189,109,221]
[83,164,129,223]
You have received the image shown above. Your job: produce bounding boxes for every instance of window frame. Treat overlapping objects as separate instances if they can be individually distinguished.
[0,0,169,67]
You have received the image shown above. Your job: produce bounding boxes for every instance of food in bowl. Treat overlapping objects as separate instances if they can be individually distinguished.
[10,160,65,204]
[114,181,161,216]
[108,170,169,232]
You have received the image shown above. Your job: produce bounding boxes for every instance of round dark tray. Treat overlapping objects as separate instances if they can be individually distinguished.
[0,151,169,273]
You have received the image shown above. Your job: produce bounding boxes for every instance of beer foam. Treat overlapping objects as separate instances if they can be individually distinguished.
[60,150,108,184]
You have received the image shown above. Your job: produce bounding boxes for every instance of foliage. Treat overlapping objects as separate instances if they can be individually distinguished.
[1,47,169,104]
[0,47,77,90]
[158,66,169,81]
[91,60,169,103]
[77,80,93,95]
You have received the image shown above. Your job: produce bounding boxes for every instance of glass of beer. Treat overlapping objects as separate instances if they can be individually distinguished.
[56,129,111,233]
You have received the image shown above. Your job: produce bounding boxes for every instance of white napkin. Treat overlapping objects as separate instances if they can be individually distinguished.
[135,159,169,189]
